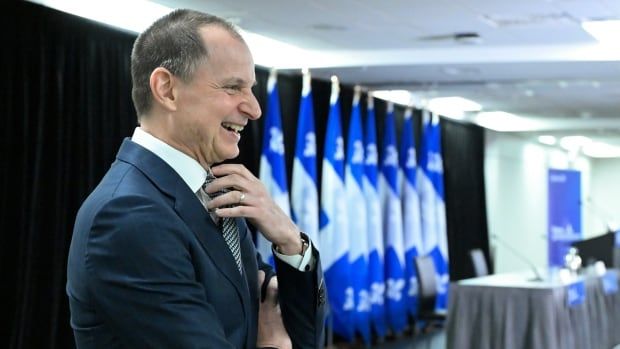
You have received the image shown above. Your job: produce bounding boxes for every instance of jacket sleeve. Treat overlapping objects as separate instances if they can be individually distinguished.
[85,195,235,348]
[274,245,327,349]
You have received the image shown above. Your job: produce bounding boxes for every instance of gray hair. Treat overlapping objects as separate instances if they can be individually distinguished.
[130,9,243,119]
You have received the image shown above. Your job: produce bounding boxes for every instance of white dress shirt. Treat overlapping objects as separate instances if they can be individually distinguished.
[131,127,314,271]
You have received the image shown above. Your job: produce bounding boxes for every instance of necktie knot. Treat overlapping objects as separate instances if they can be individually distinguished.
[198,172,243,274]
[202,172,214,193]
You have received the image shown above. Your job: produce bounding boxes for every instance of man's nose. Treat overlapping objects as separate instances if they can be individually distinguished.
[241,92,261,120]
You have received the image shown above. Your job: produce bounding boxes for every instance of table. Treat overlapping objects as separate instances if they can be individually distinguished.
[446,270,620,349]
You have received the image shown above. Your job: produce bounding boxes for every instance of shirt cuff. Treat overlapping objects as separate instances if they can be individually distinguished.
[272,237,316,272]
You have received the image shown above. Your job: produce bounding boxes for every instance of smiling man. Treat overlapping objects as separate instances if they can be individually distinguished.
[66,9,325,349]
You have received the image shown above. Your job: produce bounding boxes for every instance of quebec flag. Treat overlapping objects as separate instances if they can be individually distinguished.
[320,78,353,340]
[363,95,387,338]
[399,108,423,316]
[291,71,319,247]
[258,70,290,266]
[418,110,450,310]
[379,102,407,333]
[345,88,370,343]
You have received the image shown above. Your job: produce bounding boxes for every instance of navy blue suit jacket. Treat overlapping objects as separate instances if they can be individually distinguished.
[67,139,326,348]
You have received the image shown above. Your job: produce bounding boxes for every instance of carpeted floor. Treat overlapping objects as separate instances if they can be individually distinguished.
[328,329,445,349]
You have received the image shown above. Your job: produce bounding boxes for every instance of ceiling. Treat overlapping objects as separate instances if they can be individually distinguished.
[37,0,620,148]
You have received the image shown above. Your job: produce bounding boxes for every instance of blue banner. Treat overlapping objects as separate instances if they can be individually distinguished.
[363,96,387,338]
[291,72,319,247]
[418,111,450,310]
[320,80,353,340]
[548,169,582,268]
[400,108,423,317]
[566,280,586,307]
[380,103,407,334]
[602,272,618,295]
[345,90,370,343]
[257,71,290,266]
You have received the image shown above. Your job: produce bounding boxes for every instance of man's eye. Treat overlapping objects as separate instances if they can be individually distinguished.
[225,85,242,92]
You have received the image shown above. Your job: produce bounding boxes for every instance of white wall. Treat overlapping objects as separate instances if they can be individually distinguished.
[484,131,593,274]
[589,158,620,233]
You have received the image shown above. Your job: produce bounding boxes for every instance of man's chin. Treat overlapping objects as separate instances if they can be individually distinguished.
[215,149,240,163]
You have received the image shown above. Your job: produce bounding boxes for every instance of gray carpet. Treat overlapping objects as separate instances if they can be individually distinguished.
[328,330,445,349]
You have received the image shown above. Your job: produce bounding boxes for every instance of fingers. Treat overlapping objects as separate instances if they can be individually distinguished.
[205,164,296,244]
[260,268,278,303]
[210,164,254,181]
[204,172,249,194]
[258,269,266,285]
[205,164,265,214]
[206,190,249,211]
[261,274,279,305]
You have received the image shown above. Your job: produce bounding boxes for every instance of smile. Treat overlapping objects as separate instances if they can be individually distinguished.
[221,122,244,133]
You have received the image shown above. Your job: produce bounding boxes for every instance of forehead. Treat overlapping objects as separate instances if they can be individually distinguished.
[197,25,255,82]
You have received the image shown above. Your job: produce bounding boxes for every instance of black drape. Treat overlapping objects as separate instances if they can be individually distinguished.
[1,2,136,348]
[441,119,491,279]
[1,2,488,348]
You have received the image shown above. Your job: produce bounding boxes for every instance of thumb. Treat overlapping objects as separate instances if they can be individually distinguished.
[257,269,266,287]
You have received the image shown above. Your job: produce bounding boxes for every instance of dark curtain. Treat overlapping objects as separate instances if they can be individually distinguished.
[441,119,491,280]
[1,2,488,348]
[1,2,137,348]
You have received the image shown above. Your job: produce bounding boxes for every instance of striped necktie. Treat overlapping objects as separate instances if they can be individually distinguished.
[198,175,243,274]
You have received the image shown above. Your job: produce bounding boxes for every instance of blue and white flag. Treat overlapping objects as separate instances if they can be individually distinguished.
[258,70,291,266]
[379,102,407,333]
[345,87,370,343]
[320,78,353,340]
[400,107,423,316]
[418,110,450,310]
[291,71,319,247]
[363,95,387,338]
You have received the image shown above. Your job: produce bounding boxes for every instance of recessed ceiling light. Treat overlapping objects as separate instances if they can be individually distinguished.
[538,135,557,145]
[474,111,538,132]
[559,136,592,152]
[372,90,414,106]
[427,97,482,119]
[582,19,620,46]
[582,141,620,158]
[428,97,481,111]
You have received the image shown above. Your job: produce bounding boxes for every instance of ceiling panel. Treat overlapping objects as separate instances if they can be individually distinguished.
[148,0,620,143]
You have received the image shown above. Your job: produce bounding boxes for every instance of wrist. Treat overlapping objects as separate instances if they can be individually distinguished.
[275,232,309,256]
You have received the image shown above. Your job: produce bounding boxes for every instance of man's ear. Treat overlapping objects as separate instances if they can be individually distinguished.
[149,67,178,111]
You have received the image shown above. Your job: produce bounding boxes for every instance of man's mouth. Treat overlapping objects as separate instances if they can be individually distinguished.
[221,122,244,134]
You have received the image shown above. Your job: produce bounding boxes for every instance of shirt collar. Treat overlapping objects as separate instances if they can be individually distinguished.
[131,127,207,193]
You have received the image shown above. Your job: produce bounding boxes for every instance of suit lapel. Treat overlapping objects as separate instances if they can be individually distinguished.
[115,138,251,318]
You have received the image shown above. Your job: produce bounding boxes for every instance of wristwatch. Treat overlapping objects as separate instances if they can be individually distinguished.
[299,232,310,256]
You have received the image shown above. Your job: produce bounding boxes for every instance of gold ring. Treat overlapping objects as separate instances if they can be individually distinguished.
[239,192,246,204]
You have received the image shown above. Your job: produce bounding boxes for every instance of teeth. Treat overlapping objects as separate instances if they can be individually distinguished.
[222,122,244,132]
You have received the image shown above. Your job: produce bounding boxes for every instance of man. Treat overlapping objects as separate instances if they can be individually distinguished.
[66,9,326,348]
